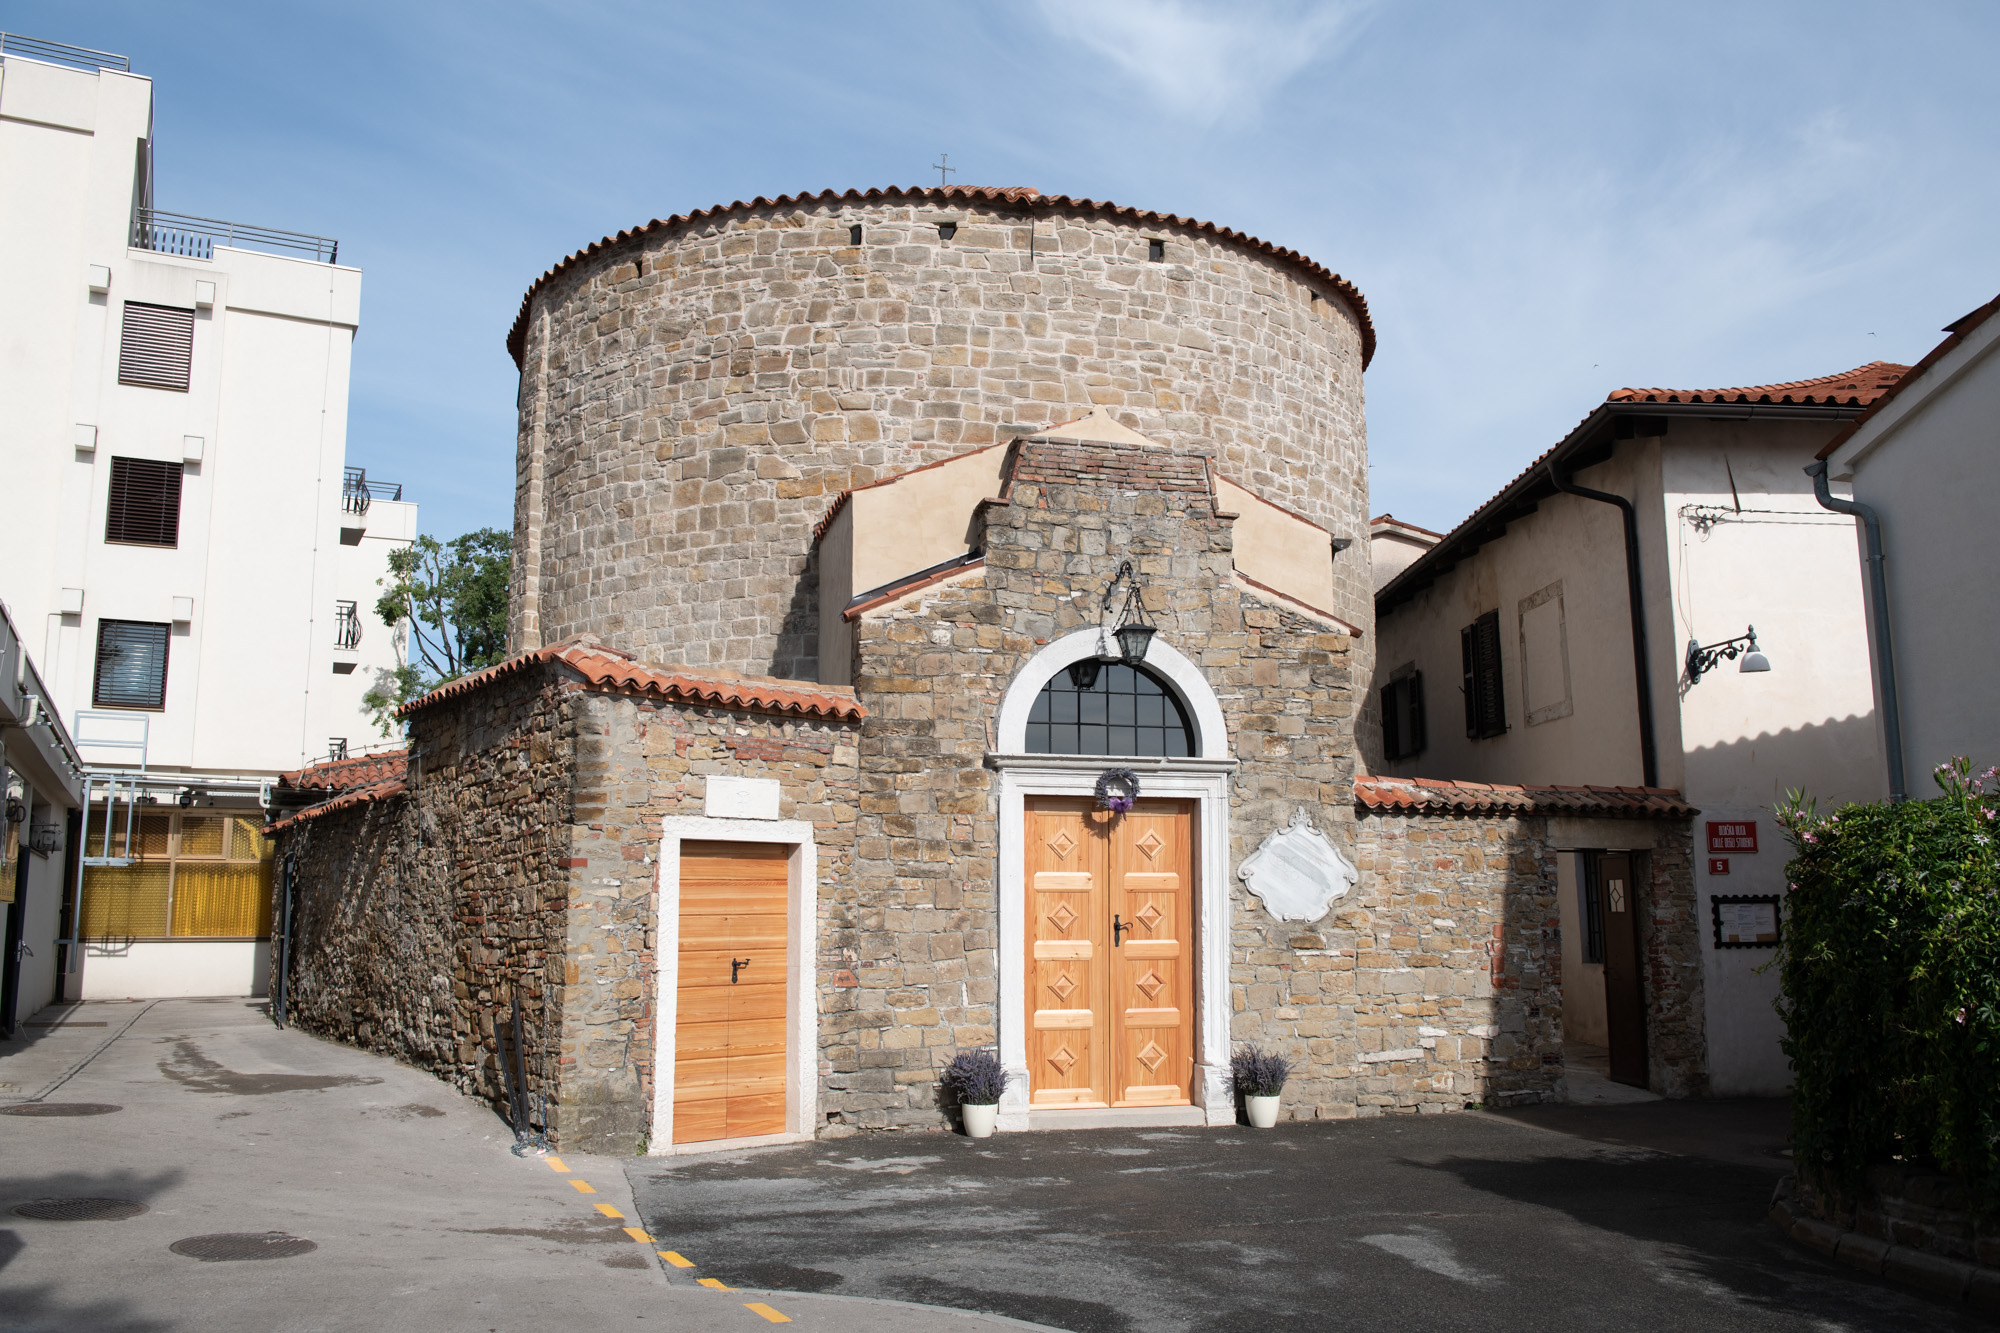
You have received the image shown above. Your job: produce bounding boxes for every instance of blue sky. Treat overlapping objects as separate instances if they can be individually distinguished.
[22,1,1999,540]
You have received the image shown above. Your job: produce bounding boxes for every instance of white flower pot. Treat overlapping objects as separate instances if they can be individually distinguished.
[960,1102,998,1138]
[1245,1093,1281,1128]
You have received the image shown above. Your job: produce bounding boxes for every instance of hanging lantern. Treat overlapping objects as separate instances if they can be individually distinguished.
[1100,560,1157,668]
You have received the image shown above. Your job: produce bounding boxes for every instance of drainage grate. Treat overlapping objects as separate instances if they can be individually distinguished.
[0,1103,122,1117]
[16,1197,149,1221]
[170,1232,317,1262]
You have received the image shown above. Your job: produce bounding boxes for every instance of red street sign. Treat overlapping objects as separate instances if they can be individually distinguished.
[1707,820,1758,854]
[1709,858,1731,875]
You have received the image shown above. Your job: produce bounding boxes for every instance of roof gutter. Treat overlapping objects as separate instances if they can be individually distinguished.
[1805,461,1906,802]
[1546,458,1659,789]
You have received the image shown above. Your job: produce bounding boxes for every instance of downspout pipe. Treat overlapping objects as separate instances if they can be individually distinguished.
[1547,458,1660,789]
[1806,460,1906,802]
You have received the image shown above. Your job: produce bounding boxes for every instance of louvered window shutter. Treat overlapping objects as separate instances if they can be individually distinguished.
[1408,670,1426,755]
[93,620,171,709]
[1473,610,1506,737]
[1461,625,1478,737]
[1381,681,1403,760]
[118,301,195,391]
[105,457,184,546]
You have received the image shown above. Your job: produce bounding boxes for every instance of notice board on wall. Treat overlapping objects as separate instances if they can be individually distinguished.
[1711,895,1780,948]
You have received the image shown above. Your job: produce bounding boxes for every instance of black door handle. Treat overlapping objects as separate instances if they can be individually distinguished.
[731,957,751,984]
[1112,915,1128,947]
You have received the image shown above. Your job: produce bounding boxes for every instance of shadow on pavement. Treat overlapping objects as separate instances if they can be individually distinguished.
[0,1167,187,1333]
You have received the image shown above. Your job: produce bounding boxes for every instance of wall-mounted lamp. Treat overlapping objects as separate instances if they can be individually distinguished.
[1686,625,1771,684]
[1103,560,1156,665]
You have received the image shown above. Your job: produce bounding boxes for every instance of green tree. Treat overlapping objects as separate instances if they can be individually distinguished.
[361,528,512,735]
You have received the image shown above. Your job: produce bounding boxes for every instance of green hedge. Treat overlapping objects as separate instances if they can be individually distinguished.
[1777,759,2000,1208]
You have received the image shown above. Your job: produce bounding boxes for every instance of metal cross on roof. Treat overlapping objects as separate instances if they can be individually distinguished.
[933,153,956,188]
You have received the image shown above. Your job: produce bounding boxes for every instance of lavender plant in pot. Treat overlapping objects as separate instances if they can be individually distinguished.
[942,1049,1006,1138]
[1232,1046,1291,1128]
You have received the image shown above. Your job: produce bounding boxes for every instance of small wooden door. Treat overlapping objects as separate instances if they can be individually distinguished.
[1596,852,1649,1089]
[674,842,788,1144]
[1025,798,1194,1109]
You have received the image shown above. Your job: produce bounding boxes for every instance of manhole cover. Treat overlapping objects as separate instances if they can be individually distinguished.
[170,1232,317,1262]
[15,1197,149,1221]
[0,1103,122,1117]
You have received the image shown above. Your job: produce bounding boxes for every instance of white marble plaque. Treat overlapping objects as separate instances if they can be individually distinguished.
[704,775,780,820]
[1237,807,1357,923]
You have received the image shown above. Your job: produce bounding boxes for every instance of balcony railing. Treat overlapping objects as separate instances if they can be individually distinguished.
[131,208,339,265]
[334,601,363,651]
[0,32,129,73]
[341,467,403,517]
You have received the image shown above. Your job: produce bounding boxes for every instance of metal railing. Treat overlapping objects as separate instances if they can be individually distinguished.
[131,208,339,265]
[341,467,403,516]
[0,32,130,73]
[334,601,363,651]
[327,738,349,762]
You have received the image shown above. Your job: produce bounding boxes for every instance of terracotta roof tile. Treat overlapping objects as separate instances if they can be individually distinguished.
[1355,775,1695,819]
[1608,361,1909,407]
[1817,294,2000,460]
[506,185,1375,369]
[396,638,866,722]
[277,750,409,792]
[267,777,407,834]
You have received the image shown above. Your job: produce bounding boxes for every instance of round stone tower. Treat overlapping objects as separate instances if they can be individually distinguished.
[507,185,1376,679]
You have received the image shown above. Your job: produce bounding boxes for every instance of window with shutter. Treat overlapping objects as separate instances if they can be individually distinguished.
[105,457,184,546]
[1381,672,1428,761]
[93,619,171,710]
[1461,611,1506,739]
[117,301,195,391]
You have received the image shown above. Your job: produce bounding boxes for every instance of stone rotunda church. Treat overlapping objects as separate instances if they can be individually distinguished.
[275,187,1702,1154]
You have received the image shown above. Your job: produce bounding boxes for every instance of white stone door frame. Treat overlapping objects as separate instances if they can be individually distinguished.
[648,815,819,1156]
[990,628,1237,1129]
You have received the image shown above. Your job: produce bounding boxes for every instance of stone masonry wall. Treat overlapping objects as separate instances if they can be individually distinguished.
[278,657,863,1154]
[832,436,1367,1128]
[510,192,1373,696]
[1640,834,1708,1097]
[278,664,579,1138]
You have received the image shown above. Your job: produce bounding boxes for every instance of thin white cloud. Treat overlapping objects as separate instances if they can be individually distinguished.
[1031,0,1375,125]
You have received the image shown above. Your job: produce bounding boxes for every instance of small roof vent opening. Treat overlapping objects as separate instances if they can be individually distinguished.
[849,224,863,246]
[937,221,957,241]
[1148,239,1165,262]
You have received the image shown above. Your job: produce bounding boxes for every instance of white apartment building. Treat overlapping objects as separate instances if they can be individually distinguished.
[0,33,413,1000]
[1372,363,1906,1097]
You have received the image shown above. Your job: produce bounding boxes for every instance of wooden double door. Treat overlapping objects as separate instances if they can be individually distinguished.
[673,842,788,1144]
[1025,798,1195,1108]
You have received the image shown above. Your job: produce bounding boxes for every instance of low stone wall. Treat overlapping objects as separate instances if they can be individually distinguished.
[274,648,863,1154]
[1772,1170,1999,1311]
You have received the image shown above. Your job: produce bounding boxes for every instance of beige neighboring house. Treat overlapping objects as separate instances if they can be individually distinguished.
[1371,362,1909,1096]
[1368,514,1441,591]
[1815,293,2000,797]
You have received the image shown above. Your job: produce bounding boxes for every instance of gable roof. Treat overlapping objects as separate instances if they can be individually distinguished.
[1609,361,1908,407]
[1816,294,2000,461]
[505,185,1375,369]
[1376,362,1908,613]
[398,638,866,722]
[277,749,408,792]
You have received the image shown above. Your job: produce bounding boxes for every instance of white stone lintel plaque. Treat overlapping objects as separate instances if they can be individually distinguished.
[704,775,781,820]
[1237,807,1357,923]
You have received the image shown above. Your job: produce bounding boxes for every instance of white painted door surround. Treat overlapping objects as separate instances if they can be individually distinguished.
[991,628,1238,1128]
[649,813,819,1155]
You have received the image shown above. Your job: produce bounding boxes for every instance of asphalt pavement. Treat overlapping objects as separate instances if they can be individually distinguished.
[629,1099,1982,1333]
[0,999,1047,1333]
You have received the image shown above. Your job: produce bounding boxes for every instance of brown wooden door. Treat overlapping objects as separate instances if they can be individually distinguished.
[1025,798,1194,1109]
[1596,852,1649,1089]
[675,842,788,1143]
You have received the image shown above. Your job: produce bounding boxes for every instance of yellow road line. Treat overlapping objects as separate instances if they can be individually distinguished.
[622,1226,653,1243]
[697,1277,731,1290]
[568,1178,596,1194]
[743,1303,792,1324]
[594,1203,624,1219]
[545,1156,569,1172]
[658,1251,695,1268]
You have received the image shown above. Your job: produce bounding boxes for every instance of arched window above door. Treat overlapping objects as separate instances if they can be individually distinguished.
[1024,661,1194,757]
